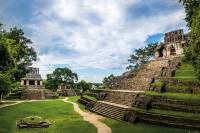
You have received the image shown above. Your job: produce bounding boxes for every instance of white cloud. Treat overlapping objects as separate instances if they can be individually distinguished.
[28,0,186,82]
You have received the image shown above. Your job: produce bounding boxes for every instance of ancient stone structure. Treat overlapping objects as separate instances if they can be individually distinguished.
[17,116,51,128]
[155,29,188,58]
[111,57,181,91]
[57,83,77,96]
[78,30,200,130]
[20,67,58,100]
[21,67,44,89]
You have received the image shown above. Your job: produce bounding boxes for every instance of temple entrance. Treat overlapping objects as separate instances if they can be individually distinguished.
[29,80,35,85]
[170,45,176,55]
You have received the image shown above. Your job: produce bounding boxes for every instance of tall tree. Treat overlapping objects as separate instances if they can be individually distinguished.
[127,43,158,70]
[0,23,37,100]
[180,0,200,79]
[76,80,92,92]
[103,74,115,89]
[44,67,78,91]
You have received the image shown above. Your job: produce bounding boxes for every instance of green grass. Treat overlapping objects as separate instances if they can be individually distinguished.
[132,107,200,120]
[102,118,199,133]
[68,96,87,111]
[68,96,80,103]
[145,91,200,101]
[0,100,96,133]
[174,63,197,81]
[151,80,164,87]
[83,95,97,101]
[166,83,189,91]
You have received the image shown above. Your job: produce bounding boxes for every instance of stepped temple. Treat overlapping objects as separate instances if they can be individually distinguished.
[79,29,200,130]
[6,67,58,100]
[21,67,44,89]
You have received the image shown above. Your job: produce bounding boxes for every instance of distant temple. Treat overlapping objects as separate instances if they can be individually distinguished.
[20,67,58,99]
[155,29,188,58]
[57,83,77,96]
[21,67,44,89]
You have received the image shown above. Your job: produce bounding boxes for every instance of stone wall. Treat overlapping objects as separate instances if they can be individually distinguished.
[102,91,138,107]
[21,89,44,100]
[133,93,200,113]
[21,89,58,100]
[57,89,77,96]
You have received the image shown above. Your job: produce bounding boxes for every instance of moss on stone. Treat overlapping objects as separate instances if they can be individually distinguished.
[174,63,197,81]
[165,83,190,92]
[151,81,165,88]
[144,91,200,102]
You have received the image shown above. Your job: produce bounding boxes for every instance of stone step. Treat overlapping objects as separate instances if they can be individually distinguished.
[112,57,180,91]
[102,91,137,106]
[90,102,128,121]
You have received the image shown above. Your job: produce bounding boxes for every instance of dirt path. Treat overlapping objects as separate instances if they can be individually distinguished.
[64,98,112,133]
[0,99,51,109]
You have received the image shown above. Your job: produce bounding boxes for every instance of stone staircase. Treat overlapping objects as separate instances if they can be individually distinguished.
[112,59,173,91]
[102,90,138,107]
[79,56,200,130]
[90,101,128,121]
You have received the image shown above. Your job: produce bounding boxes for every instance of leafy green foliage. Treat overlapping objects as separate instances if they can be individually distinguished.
[44,67,78,91]
[77,80,92,92]
[127,43,158,70]
[151,81,164,88]
[83,95,97,101]
[102,74,114,89]
[0,23,37,96]
[180,0,200,80]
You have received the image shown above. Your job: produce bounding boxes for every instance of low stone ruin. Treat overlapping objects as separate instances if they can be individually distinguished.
[21,89,58,100]
[57,83,77,96]
[16,116,51,129]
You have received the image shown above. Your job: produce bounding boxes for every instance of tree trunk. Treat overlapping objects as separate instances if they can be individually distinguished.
[0,92,3,103]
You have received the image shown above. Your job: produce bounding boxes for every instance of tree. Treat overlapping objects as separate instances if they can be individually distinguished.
[127,43,158,70]
[179,0,200,79]
[3,27,37,81]
[76,80,92,92]
[102,74,115,89]
[45,67,78,91]
[0,23,37,100]
[0,72,12,102]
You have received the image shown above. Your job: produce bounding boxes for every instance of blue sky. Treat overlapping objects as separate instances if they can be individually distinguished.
[0,0,187,83]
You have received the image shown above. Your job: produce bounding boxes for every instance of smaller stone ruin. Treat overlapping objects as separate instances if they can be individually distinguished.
[57,83,77,96]
[16,116,51,128]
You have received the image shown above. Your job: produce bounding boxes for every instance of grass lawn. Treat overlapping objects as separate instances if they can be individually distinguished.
[151,80,164,87]
[102,118,199,133]
[132,107,200,120]
[145,91,200,102]
[70,96,200,133]
[68,96,87,111]
[174,63,197,81]
[83,95,97,101]
[0,99,96,133]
